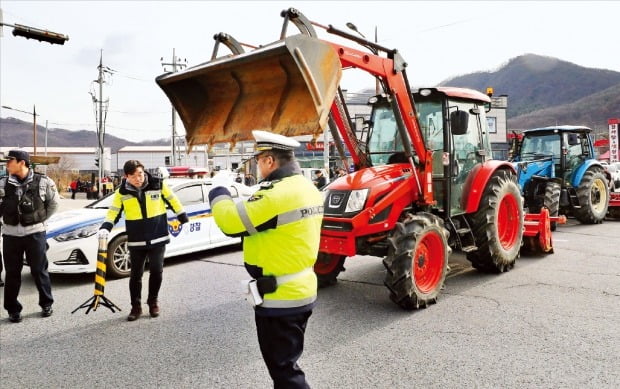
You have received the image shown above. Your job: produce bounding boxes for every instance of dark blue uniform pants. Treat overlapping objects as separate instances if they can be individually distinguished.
[255,310,312,389]
[2,232,54,314]
[128,245,165,306]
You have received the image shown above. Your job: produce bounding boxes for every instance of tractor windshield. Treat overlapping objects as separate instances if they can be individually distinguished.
[416,100,444,152]
[520,133,561,163]
[367,105,405,165]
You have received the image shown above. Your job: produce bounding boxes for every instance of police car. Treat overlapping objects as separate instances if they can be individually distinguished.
[45,178,253,277]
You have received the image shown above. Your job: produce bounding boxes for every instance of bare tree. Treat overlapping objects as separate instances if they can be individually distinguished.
[43,155,77,196]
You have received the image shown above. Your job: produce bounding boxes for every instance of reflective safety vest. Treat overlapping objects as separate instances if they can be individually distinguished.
[101,173,185,248]
[210,173,323,314]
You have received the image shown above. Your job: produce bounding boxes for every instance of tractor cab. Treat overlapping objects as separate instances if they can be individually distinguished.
[363,87,492,216]
[513,126,609,224]
[516,126,595,187]
[415,88,493,216]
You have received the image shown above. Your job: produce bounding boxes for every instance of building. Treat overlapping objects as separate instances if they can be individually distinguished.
[114,145,211,172]
[486,94,510,160]
[0,146,111,172]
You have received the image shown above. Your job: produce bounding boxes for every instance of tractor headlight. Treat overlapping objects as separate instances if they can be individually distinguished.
[345,189,369,213]
[54,223,100,242]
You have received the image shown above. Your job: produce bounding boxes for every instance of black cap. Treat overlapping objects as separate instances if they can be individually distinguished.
[5,150,30,162]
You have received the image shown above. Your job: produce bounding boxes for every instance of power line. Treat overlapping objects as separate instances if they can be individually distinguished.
[160,48,187,166]
[107,109,168,115]
[105,124,169,132]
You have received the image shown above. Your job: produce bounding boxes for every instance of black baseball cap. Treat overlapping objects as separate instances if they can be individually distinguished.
[2,150,30,162]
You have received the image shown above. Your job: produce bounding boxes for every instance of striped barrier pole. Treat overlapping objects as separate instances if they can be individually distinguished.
[72,236,121,314]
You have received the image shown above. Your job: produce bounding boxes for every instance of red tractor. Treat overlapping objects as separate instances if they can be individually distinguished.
[156,8,556,310]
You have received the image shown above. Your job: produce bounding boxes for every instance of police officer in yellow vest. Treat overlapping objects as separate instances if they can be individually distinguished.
[98,160,188,321]
[209,131,323,388]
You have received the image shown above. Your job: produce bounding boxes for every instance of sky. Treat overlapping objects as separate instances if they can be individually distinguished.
[1,1,619,143]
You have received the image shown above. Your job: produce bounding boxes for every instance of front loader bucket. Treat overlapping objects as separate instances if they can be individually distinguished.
[156,34,342,147]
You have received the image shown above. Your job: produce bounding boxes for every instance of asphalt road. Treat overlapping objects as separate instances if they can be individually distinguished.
[1,200,619,388]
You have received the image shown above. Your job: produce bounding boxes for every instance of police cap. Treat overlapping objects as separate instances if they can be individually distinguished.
[252,130,300,155]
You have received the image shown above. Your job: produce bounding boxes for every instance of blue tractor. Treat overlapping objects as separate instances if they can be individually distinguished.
[511,126,610,227]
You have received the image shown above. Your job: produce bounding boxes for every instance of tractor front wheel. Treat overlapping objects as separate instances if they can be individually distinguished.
[467,170,523,273]
[573,168,609,224]
[314,253,346,288]
[383,213,450,310]
[544,182,561,231]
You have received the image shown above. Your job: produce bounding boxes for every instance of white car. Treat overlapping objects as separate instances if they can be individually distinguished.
[45,178,253,277]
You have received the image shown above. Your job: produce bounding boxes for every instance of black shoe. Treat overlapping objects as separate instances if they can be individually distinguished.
[9,312,22,323]
[147,300,160,318]
[127,305,142,321]
[42,306,54,317]
[0,279,4,287]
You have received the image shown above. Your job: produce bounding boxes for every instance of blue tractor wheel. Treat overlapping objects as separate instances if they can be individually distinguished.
[573,168,609,224]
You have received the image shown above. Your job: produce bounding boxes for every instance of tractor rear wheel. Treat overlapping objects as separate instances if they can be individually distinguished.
[383,213,450,310]
[467,170,523,273]
[544,182,561,231]
[314,253,345,288]
[573,168,609,224]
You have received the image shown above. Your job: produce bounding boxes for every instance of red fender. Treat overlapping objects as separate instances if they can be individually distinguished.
[462,160,517,214]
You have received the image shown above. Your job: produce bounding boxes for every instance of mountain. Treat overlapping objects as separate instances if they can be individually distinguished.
[441,53,620,128]
[507,83,620,130]
[3,53,620,144]
[0,117,169,152]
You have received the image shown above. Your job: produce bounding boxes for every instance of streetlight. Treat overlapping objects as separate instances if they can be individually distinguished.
[1,104,39,154]
[346,22,380,93]
[346,22,366,39]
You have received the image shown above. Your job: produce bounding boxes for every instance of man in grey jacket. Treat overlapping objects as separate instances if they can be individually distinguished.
[0,150,59,323]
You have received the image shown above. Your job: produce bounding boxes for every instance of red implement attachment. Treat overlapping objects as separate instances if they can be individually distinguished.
[609,192,620,208]
[522,208,567,253]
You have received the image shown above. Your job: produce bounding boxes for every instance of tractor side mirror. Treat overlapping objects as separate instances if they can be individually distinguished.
[567,133,579,146]
[450,110,469,135]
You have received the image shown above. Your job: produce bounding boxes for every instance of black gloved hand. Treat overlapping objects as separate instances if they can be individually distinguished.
[177,212,190,225]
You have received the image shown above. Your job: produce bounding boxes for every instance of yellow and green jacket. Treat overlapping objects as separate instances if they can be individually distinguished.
[101,172,188,248]
[208,165,323,316]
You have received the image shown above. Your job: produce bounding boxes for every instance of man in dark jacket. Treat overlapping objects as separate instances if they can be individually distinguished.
[98,160,188,321]
[313,170,327,189]
[0,150,59,323]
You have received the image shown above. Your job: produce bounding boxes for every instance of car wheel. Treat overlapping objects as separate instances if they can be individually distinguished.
[106,235,131,278]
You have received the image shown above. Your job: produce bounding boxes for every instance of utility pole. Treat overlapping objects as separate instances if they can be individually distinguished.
[45,120,48,155]
[33,105,37,155]
[375,26,380,94]
[1,105,40,152]
[161,49,187,166]
[92,50,110,199]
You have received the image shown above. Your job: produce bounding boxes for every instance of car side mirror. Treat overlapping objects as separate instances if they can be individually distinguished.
[450,110,469,135]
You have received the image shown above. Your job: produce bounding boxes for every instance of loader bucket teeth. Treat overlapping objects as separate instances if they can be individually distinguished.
[156,34,342,147]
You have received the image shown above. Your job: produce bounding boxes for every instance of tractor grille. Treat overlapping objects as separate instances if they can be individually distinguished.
[324,190,350,216]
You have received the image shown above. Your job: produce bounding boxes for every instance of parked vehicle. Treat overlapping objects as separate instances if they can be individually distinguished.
[45,178,250,277]
[603,161,620,218]
[511,126,610,227]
